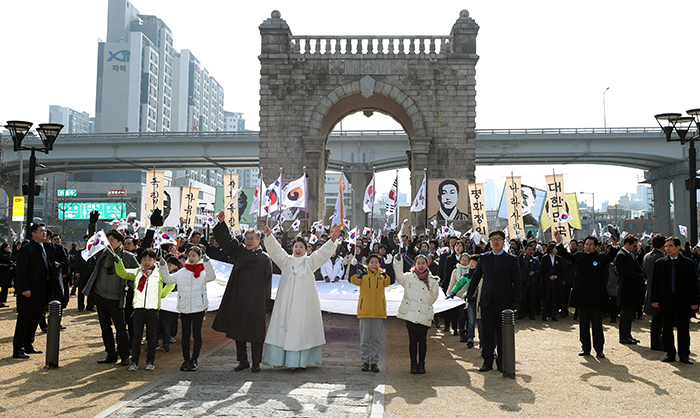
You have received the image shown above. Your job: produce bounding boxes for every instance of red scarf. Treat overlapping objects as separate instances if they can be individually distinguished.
[185,263,205,278]
[137,266,155,292]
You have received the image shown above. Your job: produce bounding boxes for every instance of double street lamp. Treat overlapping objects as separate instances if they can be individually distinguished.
[4,121,63,239]
[654,108,700,244]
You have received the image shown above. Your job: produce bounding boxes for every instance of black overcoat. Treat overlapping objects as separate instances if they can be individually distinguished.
[212,222,272,343]
[15,240,61,314]
[558,244,618,310]
[650,254,700,314]
[614,249,645,307]
[466,251,522,311]
[0,250,15,288]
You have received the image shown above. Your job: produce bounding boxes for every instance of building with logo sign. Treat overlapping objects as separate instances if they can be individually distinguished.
[94,0,224,134]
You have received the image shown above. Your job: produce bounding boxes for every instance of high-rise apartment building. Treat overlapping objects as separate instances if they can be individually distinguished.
[48,106,92,133]
[95,0,224,133]
[224,111,246,131]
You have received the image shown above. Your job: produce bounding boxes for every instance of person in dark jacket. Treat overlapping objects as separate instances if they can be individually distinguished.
[212,210,272,373]
[642,234,666,351]
[0,243,15,307]
[82,215,139,365]
[540,243,565,321]
[650,236,700,364]
[12,223,62,358]
[615,235,645,345]
[466,230,522,373]
[555,230,618,358]
[518,244,541,320]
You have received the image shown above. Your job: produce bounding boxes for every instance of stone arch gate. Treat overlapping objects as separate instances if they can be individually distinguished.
[258,10,479,228]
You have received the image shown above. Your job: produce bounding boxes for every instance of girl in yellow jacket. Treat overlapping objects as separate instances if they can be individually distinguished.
[349,253,391,373]
[393,253,440,374]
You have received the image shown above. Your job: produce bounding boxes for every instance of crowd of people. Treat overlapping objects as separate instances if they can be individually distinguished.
[5,208,700,377]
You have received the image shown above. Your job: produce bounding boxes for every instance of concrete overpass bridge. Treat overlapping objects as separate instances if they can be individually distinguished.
[0,127,693,235]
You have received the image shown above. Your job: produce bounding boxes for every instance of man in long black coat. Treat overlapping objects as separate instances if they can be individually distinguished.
[12,223,62,359]
[466,230,522,372]
[556,230,618,358]
[615,235,645,345]
[642,234,666,351]
[650,236,700,364]
[212,211,272,373]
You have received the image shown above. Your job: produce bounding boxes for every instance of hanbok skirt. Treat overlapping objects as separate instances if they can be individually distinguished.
[263,344,323,368]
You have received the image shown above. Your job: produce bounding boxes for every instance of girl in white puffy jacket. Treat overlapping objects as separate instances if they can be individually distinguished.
[393,253,440,375]
[159,246,216,372]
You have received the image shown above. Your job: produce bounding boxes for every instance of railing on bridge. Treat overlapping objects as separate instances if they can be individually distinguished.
[290,36,452,56]
[476,127,665,135]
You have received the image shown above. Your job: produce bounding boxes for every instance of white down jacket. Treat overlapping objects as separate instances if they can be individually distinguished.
[393,255,440,327]
[159,258,216,314]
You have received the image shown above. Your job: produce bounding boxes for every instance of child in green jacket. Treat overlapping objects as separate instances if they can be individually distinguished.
[115,248,175,371]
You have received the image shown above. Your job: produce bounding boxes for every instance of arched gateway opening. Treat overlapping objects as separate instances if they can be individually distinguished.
[257,10,479,228]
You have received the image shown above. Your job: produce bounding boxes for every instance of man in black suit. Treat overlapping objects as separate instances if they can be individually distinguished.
[642,234,666,351]
[650,236,700,364]
[615,235,645,345]
[12,223,61,359]
[467,230,522,372]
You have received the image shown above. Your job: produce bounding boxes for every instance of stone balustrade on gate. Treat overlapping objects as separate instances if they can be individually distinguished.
[289,35,453,56]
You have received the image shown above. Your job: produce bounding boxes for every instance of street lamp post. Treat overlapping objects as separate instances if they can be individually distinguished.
[655,109,700,244]
[580,191,595,232]
[4,121,63,239]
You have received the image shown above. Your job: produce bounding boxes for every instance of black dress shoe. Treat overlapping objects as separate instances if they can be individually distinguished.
[478,363,493,372]
[411,364,418,374]
[13,350,29,359]
[631,337,640,343]
[596,352,605,359]
[234,362,250,372]
[120,357,130,366]
[619,338,637,345]
[25,347,43,354]
[251,364,261,373]
[679,357,694,365]
[662,355,676,363]
[578,350,591,356]
[417,363,426,374]
[97,356,118,364]
[59,325,66,330]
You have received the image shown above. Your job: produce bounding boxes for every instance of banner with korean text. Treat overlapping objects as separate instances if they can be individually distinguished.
[467,183,488,236]
[179,186,199,230]
[144,171,165,227]
[505,176,524,238]
[544,174,570,244]
[223,174,240,232]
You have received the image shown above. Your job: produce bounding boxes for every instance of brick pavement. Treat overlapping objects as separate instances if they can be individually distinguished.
[98,313,384,418]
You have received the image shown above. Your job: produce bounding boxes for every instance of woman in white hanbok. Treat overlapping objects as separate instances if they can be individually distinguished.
[262,226,340,368]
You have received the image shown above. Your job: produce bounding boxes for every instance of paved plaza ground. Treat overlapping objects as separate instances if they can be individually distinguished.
[2,295,700,417]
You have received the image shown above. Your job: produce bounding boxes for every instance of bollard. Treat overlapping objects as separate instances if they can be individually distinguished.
[501,309,516,378]
[45,300,62,369]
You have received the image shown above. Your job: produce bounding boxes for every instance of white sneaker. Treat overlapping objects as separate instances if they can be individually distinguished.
[145,362,155,371]
[128,363,138,371]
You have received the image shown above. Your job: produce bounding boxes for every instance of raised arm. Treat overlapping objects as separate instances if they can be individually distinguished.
[114,256,138,281]
[262,231,290,270]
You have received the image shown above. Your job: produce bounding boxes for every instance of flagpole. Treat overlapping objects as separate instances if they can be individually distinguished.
[423,168,428,234]
[303,166,308,237]
[257,166,263,231]
[340,165,345,230]
[370,166,375,233]
[394,169,399,229]
[278,167,283,225]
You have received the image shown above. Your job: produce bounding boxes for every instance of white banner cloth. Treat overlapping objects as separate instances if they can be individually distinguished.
[160,260,466,315]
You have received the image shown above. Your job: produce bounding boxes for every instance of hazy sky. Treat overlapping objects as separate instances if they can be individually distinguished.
[2,0,699,210]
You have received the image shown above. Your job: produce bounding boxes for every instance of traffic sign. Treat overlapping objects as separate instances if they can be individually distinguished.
[58,202,126,220]
[57,189,77,197]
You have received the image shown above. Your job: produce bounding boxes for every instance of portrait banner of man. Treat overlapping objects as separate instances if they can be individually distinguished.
[238,187,256,225]
[427,179,470,224]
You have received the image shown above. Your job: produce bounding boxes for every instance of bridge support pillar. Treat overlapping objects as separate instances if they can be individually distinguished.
[672,175,691,240]
[347,169,372,230]
[304,143,330,224]
[651,179,672,236]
